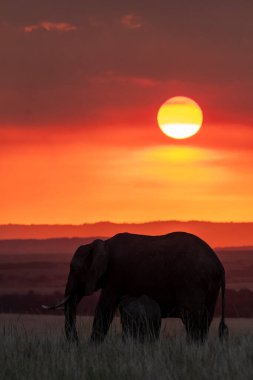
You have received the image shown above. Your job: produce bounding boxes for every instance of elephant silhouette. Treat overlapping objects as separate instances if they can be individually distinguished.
[43,232,228,344]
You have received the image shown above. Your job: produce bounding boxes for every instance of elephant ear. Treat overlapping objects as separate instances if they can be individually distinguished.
[85,239,108,295]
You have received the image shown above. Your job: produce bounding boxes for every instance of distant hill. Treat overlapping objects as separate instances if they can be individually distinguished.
[0,221,253,247]
[0,238,252,258]
[0,237,102,255]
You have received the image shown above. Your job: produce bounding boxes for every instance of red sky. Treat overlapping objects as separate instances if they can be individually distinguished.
[0,1,252,224]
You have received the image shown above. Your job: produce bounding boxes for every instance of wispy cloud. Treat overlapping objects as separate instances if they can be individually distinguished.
[90,71,158,88]
[121,14,142,29]
[24,21,77,33]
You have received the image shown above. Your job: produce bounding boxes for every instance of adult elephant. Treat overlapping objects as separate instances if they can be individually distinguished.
[119,295,161,343]
[43,232,228,343]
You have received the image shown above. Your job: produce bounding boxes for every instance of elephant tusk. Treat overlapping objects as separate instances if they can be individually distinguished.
[41,295,70,310]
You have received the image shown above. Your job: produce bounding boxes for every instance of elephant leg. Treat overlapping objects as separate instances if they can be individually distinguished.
[182,308,210,343]
[65,294,82,344]
[188,284,220,343]
[138,320,160,343]
[90,289,118,344]
[122,314,161,343]
[151,319,161,341]
[131,318,161,343]
[121,314,133,341]
[121,321,129,342]
[121,313,144,342]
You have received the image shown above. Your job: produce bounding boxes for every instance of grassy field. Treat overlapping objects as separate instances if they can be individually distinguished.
[1,315,252,380]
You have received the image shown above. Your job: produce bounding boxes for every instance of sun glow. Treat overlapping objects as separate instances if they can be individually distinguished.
[157,97,203,139]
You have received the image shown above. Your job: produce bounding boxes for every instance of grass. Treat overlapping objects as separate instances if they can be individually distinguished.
[0,316,253,380]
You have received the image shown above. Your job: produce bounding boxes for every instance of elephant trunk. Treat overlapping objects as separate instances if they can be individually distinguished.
[64,294,79,343]
[64,272,82,343]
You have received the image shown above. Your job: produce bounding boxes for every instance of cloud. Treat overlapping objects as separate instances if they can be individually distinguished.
[90,71,158,88]
[121,14,142,29]
[0,2,251,129]
[24,21,77,33]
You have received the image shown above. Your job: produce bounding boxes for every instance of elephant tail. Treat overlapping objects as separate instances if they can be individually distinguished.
[218,271,229,341]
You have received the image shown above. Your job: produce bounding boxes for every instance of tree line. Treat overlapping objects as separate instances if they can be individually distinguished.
[0,289,252,317]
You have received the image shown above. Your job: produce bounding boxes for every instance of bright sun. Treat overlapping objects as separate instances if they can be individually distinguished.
[157,96,203,139]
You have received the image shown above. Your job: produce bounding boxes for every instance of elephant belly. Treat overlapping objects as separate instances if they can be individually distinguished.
[159,303,180,318]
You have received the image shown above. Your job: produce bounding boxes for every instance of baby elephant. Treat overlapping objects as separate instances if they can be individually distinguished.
[119,295,161,343]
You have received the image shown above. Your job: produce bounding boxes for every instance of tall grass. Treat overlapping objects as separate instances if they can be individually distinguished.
[0,319,252,380]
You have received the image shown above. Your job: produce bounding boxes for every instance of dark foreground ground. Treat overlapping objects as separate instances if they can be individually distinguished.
[1,315,252,380]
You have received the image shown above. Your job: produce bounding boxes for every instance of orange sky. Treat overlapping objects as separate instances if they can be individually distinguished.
[1,118,253,224]
[0,1,252,224]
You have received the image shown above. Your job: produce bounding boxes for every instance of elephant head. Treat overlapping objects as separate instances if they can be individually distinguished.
[42,239,108,342]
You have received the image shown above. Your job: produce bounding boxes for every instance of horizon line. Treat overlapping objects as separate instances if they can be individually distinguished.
[1,219,253,226]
